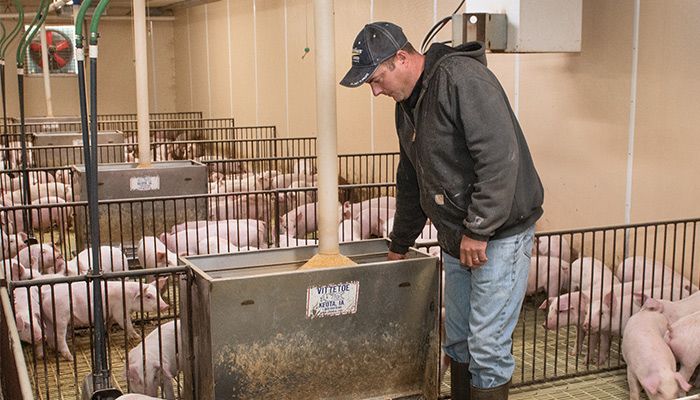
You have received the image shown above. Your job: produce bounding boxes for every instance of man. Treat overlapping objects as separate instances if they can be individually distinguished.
[340,22,544,400]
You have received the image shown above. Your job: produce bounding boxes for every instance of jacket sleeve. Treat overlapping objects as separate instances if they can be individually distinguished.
[447,70,519,241]
[388,141,428,254]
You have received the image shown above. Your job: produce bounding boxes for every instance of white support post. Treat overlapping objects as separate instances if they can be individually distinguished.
[39,26,54,117]
[134,0,151,167]
[313,0,339,255]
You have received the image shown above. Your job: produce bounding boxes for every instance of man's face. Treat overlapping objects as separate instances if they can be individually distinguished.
[366,58,411,102]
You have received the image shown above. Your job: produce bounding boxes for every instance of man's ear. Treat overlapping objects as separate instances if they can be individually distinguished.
[395,49,409,65]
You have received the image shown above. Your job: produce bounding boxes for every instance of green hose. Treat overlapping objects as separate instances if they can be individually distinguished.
[0,24,7,56]
[89,0,111,46]
[16,0,49,67]
[75,0,94,49]
[0,0,24,60]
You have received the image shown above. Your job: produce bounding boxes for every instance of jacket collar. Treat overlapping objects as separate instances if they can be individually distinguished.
[400,42,487,118]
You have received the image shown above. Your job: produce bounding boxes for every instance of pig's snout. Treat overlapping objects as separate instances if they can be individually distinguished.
[160,300,169,311]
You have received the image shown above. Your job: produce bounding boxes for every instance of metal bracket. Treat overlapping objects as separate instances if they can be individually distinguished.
[452,13,507,51]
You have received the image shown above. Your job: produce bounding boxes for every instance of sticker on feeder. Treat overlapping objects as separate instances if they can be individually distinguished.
[72,139,83,146]
[130,176,161,191]
[306,281,359,319]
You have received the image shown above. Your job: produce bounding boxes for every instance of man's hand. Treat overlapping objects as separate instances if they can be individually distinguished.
[460,235,488,268]
[388,250,407,261]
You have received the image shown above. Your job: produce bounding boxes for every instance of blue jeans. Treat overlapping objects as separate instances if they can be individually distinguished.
[442,225,534,388]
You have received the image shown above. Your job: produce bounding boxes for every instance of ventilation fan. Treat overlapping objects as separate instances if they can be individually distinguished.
[28,29,74,72]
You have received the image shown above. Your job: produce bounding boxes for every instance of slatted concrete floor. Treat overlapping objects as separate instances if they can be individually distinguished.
[439,295,700,400]
[24,324,157,400]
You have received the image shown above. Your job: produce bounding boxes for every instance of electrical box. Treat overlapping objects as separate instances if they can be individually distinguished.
[452,13,507,51]
[460,0,582,52]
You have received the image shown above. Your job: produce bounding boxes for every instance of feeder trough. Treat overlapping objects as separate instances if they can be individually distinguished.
[72,160,208,249]
[180,239,440,400]
[21,115,81,125]
[32,131,125,167]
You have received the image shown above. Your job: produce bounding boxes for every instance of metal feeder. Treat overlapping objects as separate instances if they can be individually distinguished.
[32,130,125,167]
[22,115,81,124]
[180,239,440,400]
[15,115,82,132]
[72,160,208,249]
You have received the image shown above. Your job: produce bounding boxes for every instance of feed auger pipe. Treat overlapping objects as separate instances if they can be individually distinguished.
[0,21,7,168]
[300,0,356,269]
[0,0,24,169]
[14,0,49,242]
[75,0,92,171]
[80,0,123,397]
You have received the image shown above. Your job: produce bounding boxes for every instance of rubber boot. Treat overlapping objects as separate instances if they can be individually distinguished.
[470,379,511,400]
[450,358,471,400]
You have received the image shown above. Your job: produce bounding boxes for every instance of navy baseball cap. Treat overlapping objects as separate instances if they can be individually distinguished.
[340,22,409,88]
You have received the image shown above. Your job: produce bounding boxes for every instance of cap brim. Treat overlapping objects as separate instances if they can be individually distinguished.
[339,65,378,88]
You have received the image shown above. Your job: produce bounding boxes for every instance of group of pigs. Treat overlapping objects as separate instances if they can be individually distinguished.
[4,233,192,398]
[0,170,74,236]
[1,164,442,399]
[124,131,206,164]
[279,194,439,255]
[204,163,441,250]
[532,235,700,399]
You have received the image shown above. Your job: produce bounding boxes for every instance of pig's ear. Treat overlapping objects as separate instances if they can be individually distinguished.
[643,296,663,312]
[156,276,169,291]
[295,210,305,226]
[342,201,351,219]
[538,298,551,310]
[16,262,26,278]
[640,374,660,395]
[557,296,569,311]
[674,372,692,392]
[664,324,673,343]
[159,232,167,244]
[632,292,647,307]
[603,292,614,308]
[18,232,27,241]
[15,312,25,327]
[579,292,590,309]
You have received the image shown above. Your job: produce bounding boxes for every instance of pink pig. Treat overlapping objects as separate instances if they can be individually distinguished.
[615,256,697,294]
[527,255,570,298]
[13,286,44,349]
[622,307,691,400]
[637,290,700,325]
[126,319,181,399]
[41,278,169,361]
[664,310,700,384]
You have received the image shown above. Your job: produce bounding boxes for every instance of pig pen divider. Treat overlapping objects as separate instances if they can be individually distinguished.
[518,218,699,387]
[5,114,219,136]
[1,195,699,396]
[0,135,309,168]
[5,266,189,400]
[0,131,698,396]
